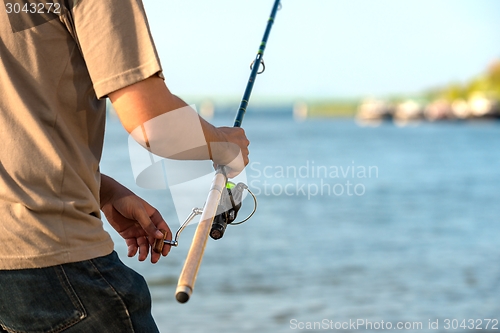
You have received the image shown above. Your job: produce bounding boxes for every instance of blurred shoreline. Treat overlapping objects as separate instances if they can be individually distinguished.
[138,58,500,126]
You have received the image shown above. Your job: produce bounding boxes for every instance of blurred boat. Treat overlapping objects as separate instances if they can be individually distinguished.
[451,99,471,119]
[355,98,393,126]
[424,99,453,121]
[468,93,500,119]
[393,100,423,126]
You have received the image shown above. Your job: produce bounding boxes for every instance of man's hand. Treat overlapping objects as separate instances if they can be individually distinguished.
[209,127,250,178]
[100,174,172,263]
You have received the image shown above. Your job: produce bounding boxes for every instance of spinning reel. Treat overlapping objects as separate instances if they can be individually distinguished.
[153,181,257,253]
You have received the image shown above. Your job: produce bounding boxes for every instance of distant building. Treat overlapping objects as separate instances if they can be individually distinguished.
[293,101,308,122]
[199,100,215,119]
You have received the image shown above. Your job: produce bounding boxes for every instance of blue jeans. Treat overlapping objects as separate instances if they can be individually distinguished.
[0,251,159,333]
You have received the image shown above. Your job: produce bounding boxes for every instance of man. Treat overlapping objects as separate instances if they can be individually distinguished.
[0,0,249,332]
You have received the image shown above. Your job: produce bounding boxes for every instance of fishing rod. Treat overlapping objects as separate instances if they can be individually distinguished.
[234,0,281,127]
[153,0,282,304]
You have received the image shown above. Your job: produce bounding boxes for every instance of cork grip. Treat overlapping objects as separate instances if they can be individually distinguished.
[175,172,226,303]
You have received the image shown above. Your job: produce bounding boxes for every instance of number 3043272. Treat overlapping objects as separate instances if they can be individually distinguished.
[5,3,61,14]
[443,319,499,330]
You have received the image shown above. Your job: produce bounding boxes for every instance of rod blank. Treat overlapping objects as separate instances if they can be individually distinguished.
[233,0,281,128]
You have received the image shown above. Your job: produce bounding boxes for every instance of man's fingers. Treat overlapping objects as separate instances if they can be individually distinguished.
[150,245,161,263]
[137,236,149,261]
[148,227,172,259]
[132,204,164,239]
[150,211,172,242]
[125,238,139,257]
[128,244,138,257]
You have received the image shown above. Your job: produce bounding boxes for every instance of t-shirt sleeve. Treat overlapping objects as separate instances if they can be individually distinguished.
[71,0,163,99]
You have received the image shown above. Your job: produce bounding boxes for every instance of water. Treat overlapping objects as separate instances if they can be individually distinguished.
[101,112,500,332]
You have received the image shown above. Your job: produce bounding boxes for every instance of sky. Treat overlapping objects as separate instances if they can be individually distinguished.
[143,0,500,101]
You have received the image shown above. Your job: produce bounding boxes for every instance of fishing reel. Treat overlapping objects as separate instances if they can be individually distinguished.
[153,181,257,252]
[210,182,249,240]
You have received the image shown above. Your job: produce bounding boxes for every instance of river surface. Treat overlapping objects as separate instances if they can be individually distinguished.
[101,111,500,333]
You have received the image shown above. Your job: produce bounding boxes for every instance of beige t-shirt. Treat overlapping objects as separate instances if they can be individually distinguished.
[0,0,162,269]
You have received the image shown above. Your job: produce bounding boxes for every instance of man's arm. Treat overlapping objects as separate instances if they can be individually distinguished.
[108,75,249,175]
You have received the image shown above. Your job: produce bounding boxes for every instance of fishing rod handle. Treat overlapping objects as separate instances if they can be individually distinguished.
[175,170,227,303]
